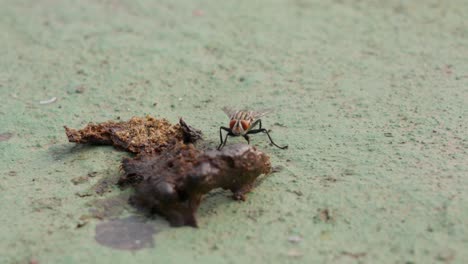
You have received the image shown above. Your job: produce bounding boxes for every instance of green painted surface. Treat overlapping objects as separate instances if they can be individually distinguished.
[1,0,467,263]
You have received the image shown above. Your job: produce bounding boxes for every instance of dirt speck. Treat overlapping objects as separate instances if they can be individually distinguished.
[192,9,204,17]
[271,165,284,173]
[91,173,120,195]
[341,251,367,259]
[314,208,334,223]
[287,235,302,243]
[323,176,338,182]
[76,69,86,75]
[76,220,88,228]
[274,122,287,127]
[80,193,130,220]
[71,176,89,185]
[320,209,331,222]
[436,249,455,263]
[287,189,303,196]
[75,85,85,94]
[0,132,13,142]
[75,191,93,198]
[86,193,131,220]
[87,171,98,177]
[95,216,156,250]
[286,249,303,258]
[31,197,62,211]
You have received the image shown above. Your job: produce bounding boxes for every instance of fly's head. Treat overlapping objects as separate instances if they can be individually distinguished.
[229,119,251,136]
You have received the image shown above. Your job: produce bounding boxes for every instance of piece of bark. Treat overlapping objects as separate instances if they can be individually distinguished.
[121,143,271,227]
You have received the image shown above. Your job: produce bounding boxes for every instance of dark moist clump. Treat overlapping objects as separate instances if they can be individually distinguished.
[64,116,271,227]
[121,143,271,227]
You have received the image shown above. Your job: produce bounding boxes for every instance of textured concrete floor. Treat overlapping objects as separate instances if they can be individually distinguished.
[0,0,467,263]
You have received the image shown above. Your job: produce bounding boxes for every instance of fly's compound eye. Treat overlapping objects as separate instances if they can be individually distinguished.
[229,120,236,129]
[240,120,250,130]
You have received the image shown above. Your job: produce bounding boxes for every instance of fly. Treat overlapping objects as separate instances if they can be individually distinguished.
[217,107,288,150]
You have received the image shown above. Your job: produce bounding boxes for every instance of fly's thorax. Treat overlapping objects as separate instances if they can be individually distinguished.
[233,111,250,120]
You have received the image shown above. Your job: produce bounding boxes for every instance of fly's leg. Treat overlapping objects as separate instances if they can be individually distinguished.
[218,127,232,150]
[247,128,288,149]
[243,134,250,145]
[249,119,262,130]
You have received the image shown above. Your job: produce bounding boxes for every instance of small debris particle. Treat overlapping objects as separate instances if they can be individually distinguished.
[274,122,287,127]
[75,86,85,94]
[192,9,204,16]
[76,220,88,228]
[39,97,57,105]
[271,165,284,173]
[342,251,367,259]
[436,249,455,262]
[288,235,302,243]
[324,176,338,182]
[319,208,332,222]
[87,172,98,178]
[75,191,93,198]
[320,230,331,240]
[8,171,17,176]
[93,176,119,196]
[292,190,303,196]
[31,197,62,211]
[71,176,89,185]
[384,132,393,137]
[0,132,13,142]
[88,193,131,219]
[239,77,245,82]
[286,249,303,258]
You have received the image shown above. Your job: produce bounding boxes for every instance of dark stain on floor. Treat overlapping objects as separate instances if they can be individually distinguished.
[95,216,156,250]
[85,193,131,220]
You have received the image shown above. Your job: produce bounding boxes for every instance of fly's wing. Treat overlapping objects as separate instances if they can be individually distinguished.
[245,108,272,132]
[222,106,273,120]
[222,106,238,119]
[249,108,272,121]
